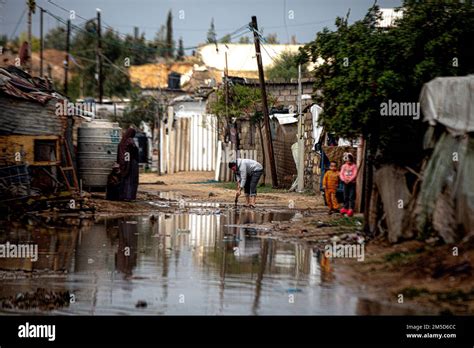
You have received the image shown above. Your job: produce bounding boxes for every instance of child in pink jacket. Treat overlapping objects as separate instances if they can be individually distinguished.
[339,153,357,217]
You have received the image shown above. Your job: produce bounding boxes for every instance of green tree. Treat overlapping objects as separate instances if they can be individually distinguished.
[123,32,155,65]
[220,34,231,43]
[120,91,162,128]
[18,32,40,52]
[266,51,308,80]
[177,37,185,60]
[70,20,132,100]
[70,20,99,98]
[207,18,217,44]
[265,33,279,44]
[238,36,250,44]
[153,25,167,57]
[165,10,174,58]
[209,84,277,183]
[0,34,8,48]
[44,27,66,51]
[301,1,474,164]
[102,29,131,98]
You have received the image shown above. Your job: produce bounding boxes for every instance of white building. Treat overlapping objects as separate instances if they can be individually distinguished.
[197,43,303,72]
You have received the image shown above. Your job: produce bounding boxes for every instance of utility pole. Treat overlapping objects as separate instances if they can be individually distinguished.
[224,51,232,158]
[224,51,229,122]
[297,64,304,192]
[251,15,278,188]
[39,7,44,76]
[63,19,71,95]
[26,0,35,73]
[134,26,139,40]
[96,8,103,104]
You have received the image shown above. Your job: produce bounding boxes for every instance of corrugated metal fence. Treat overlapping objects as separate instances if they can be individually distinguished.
[159,114,217,174]
[214,142,258,182]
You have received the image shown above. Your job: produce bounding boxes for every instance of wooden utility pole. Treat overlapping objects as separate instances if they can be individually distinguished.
[26,0,35,73]
[224,51,232,158]
[251,16,278,188]
[39,7,44,76]
[224,51,229,122]
[63,19,71,95]
[96,9,103,104]
[297,64,304,191]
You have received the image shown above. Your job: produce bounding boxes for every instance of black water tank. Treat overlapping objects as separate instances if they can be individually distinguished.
[168,72,181,90]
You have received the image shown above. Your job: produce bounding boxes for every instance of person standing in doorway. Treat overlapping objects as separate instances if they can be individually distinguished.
[339,153,357,217]
[117,127,139,201]
[229,159,264,208]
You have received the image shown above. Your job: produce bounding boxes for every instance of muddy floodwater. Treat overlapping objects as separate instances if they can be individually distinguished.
[0,208,409,315]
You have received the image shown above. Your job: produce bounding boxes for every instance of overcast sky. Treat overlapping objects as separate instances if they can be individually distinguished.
[1,0,403,50]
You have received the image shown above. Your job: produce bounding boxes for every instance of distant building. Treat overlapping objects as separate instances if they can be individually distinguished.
[197,43,303,72]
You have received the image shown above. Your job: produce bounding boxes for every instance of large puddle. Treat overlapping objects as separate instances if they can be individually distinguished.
[0,210,417,315]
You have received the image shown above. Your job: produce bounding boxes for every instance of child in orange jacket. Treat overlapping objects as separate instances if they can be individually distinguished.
[322,161,340,214]
[339,153,357,217]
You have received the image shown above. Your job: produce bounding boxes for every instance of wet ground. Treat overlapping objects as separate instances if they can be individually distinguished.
[0,203,416,315]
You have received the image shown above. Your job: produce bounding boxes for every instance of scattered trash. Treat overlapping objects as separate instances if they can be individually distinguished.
[426,237,439,245]
[135,300,147,308]
[1,288,70,311]
[316,222,330,228]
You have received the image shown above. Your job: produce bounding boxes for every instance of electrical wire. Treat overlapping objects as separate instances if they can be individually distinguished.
[47,0,89,21]
[9,8,26,40]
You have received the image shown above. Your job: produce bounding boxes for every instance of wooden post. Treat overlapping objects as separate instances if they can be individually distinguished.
[355,137,365,213]
[64,19,71,95]
[168,106,175,174]
[175,118,182,172]
[97,9,103,103]
[251,16,278,188]
[39,7,44,77]
[180,119,186,171]
[26,0,35,73]
[184,118,190,172]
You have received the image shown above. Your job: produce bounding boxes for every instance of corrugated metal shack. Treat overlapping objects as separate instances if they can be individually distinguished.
[0,66,87,212]
[403,75,474,243]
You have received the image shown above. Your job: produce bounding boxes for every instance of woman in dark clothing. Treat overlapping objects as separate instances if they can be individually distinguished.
[117,128,139,201]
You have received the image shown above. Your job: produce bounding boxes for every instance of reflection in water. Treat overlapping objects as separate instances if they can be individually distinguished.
[0,210,398,315]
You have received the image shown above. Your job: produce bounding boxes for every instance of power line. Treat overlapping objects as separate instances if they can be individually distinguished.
[39,4,255,74]
[47,0,89,21]
[43,1,249,52]
[9,8,26,40]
